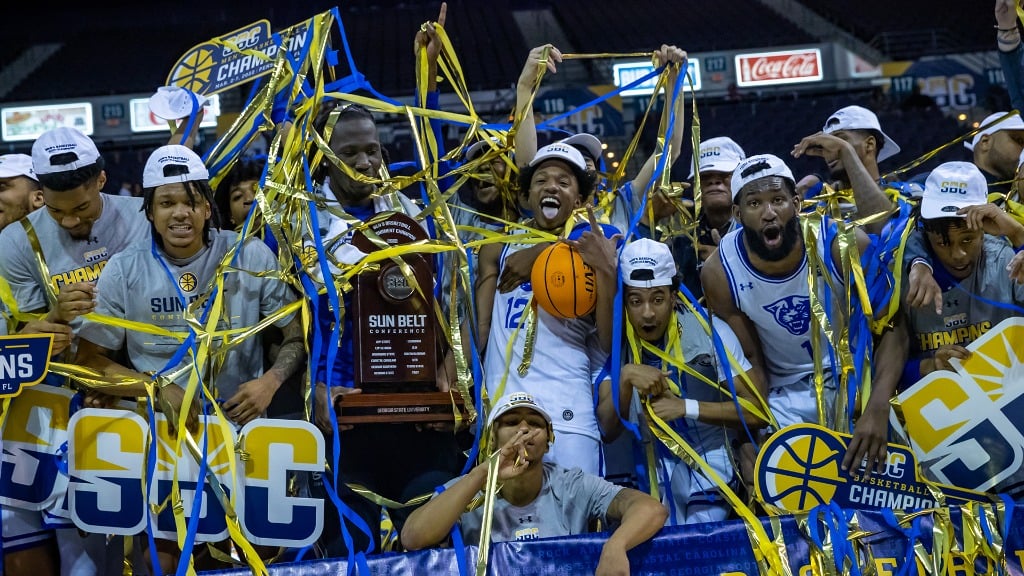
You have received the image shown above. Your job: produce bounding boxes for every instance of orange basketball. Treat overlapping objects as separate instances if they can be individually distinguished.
[530,243,597,319]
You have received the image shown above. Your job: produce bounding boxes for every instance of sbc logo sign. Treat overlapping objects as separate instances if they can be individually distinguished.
[0,334,53,397]
[0,386,74,514]
[893,317,1024,493]
[67,411,324,547]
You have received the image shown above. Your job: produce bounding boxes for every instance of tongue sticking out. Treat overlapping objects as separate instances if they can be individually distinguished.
[540,197,561,221]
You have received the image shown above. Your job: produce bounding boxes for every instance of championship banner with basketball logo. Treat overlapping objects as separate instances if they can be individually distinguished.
[754,424,986,513]
[166,17,314,95]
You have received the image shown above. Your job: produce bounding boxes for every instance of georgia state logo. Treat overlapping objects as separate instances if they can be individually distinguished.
[763,295,810,336]
[178,272,198,292]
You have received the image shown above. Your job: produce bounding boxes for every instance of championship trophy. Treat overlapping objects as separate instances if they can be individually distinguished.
[337,211,467,423]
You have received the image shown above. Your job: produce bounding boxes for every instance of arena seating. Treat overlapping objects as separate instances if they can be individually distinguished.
[801,0,992,58]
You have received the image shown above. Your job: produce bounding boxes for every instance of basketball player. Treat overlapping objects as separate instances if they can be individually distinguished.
[701,153,904,477]
[476,143,617,474]
[499,44,686,292]
[791,105,898,235]
[597,238,762,524]
[74,144,305,572]
[302,99,465,558]
[401,392,667,576]
[0,128,149,576]
[0,154,72,576]
[888,162,1024,387]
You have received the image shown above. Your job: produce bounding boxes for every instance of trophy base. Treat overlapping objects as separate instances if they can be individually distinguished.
[336,391,468,424]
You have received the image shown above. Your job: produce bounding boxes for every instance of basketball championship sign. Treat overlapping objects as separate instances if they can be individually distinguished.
[892,317,1024,494]
[754,424,986,513]
[166,17,314,95]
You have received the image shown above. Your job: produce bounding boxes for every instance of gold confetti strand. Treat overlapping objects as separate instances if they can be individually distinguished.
[645,404,790,576]
[560,52,654,60]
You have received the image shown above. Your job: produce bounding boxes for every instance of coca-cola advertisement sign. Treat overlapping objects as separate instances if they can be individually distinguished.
[735,49,823,87]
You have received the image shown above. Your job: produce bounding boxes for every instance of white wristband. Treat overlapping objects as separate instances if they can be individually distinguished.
[684,399,700,420]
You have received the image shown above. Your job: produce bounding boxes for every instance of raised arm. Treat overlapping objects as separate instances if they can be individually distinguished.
[630,45,688,199]
[475,242,502,353]
[514,45,562,168]
[791,133,893,234]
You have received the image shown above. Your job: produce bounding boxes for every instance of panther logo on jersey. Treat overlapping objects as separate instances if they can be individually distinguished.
[763,295,810,336]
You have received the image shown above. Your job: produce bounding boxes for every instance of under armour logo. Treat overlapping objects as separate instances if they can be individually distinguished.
[86,236,99,244]
[738,282,754,291]
[518,515,533,524]
[948,299,959,308]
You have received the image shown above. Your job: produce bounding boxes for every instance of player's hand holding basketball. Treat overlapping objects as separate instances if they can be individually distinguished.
[498,243,547,293]
[570,206,621,279]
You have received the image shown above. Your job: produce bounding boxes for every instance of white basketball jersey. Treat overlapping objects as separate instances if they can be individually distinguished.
[717,227,841,390]
[484,241,603,440]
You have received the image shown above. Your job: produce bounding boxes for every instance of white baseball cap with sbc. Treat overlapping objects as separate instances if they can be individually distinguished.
[919,161,988,220]
[688,136,746,179]
[530,142,588,172]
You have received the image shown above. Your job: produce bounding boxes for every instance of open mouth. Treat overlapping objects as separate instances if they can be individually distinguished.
[762,225,782,248]
[539,196,561,220]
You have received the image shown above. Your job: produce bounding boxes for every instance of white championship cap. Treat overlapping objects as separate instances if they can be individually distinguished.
[32,127,100,175]
[822,105,901,162]
[530,142,588,172]
[965,112,1024,151]
[149,86,209,121]
[0,154,37,181]
[487,392,553,428]
[620,238,676,288]
[730,154,795,200]
[143,145,210,188]
[920,161,988,220]
[558,133,603,163]
[688,136,746,180]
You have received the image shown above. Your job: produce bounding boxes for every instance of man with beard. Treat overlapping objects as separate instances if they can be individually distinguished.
[791,105,898,235]
[0,128,149,576]
[702,153,904,475]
